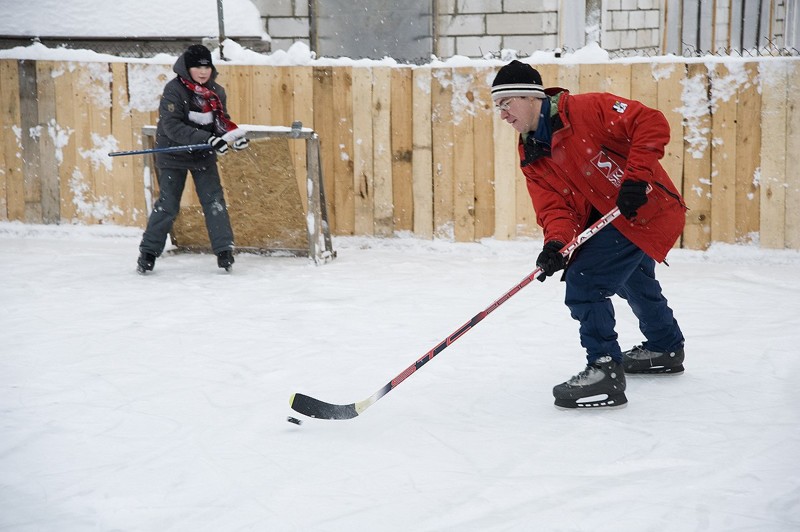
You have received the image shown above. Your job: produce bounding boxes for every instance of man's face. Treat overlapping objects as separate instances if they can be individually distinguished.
[496,96,542,134]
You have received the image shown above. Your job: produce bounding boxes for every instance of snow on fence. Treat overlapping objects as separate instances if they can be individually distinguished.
[0,58,798,250]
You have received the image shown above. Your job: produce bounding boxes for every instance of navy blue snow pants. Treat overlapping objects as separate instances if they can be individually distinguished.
[564,223,684,364]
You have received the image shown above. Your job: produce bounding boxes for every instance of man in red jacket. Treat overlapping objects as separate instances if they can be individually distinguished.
[492,60,687,409]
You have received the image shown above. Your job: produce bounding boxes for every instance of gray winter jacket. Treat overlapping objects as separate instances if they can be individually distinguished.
[154,54,231,169]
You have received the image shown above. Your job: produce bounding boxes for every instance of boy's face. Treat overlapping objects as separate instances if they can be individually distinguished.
[496,96,543,134]
[189,66,212,85]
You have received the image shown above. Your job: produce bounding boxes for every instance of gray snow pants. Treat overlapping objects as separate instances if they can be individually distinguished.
[139,165,234,256]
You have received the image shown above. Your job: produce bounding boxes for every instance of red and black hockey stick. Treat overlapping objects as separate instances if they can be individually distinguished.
[290,206,624,420]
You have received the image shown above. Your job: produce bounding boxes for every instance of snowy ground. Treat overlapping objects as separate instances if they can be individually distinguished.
[1,221,799,532]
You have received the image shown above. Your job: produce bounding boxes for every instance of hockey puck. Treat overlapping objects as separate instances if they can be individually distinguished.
[286,416,303,426]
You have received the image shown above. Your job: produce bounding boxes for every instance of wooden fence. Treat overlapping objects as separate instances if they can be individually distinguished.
[1,58,798,250]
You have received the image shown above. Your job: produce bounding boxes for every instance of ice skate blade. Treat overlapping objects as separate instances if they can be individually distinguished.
[554,393,628,410]
[625,365,684,376]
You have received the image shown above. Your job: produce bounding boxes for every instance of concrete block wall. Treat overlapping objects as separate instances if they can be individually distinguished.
[602,0,662,56]
[249,0,309,51]
[248,0,792,59]
[435,0,559,57]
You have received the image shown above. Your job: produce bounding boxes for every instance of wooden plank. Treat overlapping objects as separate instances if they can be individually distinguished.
[126,63,167,226]
[372,66,393,237]
[431,67,454,239]
[579,63,605,93]
[630,63,658,108]
[37,61,61,224]
[351,67,374,235]
[492,105,518,240]
[0,60,8,220]
[18,60,42,223]
[214,65,240,122]
[291,65,314,212]
[556,63,580,92]
[655,62,686,246]
[709,63,738,244]
[603,63,632,98]
[390,67,413,233]
[759,60,789,249]
[452,67,475,242]
[682,63,712,250]
[411,67,433,238]
[1,60,24,221]
[785,61,800,250]
[251,66,272,125]
[110,62,135,225]
[236,65,255,123]
[514,155,537,237]
[67,63,110,224]
[313,67,337,232]
[88,63,113,224]
[514,65,542,238]
[734,62,761,242]
[52,62,78,222]
[129,108,157,226]
[536,64,557,90]
[272,66,293,127]
[332,67,354,235]
[472,66,495,240]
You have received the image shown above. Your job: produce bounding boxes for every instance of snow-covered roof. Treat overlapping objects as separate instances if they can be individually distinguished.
[1,0,267,39]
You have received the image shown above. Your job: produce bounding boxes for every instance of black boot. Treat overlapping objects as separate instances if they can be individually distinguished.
[217,250,234,272]
[622,344,685,375]
[137,252,156,274]
[553,356,627,409]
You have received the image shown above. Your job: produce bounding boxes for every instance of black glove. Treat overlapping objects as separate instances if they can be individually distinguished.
[208,136,229,154]
[616,180,648,220]
[232,137,249,151]
[536,240,566,282]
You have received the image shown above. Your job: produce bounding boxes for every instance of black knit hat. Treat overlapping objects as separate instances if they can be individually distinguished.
[491,60,546,101]
[184,45,213,69]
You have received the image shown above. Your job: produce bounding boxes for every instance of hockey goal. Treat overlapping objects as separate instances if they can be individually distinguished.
[141,124,335,264]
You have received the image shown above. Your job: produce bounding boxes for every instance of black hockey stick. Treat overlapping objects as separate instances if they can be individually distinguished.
[108,143,212,157]
[290,206,624,420]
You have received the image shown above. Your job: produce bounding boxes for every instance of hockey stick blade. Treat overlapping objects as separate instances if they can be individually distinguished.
[290,207,623,421]
[290,393,359,420]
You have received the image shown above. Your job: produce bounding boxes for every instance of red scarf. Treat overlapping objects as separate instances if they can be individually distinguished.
[179,76,241,138]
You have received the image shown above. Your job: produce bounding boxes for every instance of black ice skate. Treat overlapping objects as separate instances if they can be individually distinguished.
[217,250,235,272]
[137,252,156,274]
[553,356,627,409]
[622,344,684,375]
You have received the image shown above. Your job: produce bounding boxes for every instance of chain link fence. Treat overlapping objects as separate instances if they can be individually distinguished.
[491,43,799,60]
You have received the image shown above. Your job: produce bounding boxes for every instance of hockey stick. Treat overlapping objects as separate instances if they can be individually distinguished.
[290,206,623,420]
[108,143,213,157]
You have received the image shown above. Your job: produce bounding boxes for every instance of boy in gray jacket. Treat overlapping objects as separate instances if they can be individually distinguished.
[137,44,248,274]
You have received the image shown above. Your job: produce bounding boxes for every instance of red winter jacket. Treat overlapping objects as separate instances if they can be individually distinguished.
[519,89,686,263]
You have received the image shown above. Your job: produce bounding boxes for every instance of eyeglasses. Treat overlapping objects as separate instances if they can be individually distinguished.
[494,98,514,113]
